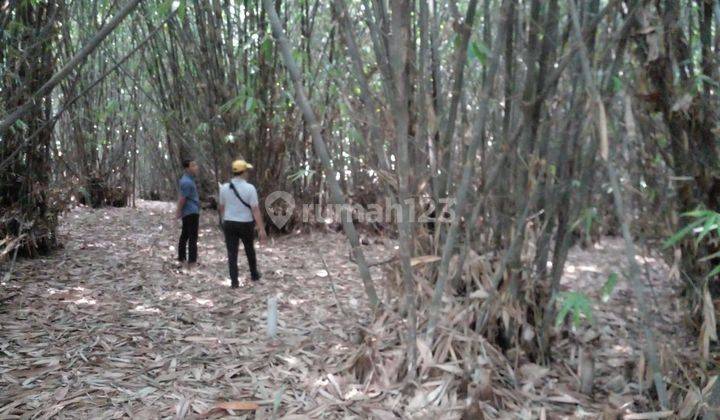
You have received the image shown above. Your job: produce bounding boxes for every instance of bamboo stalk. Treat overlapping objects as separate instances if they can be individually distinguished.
[262,0,380,309]
[425,0,511,342]
[567,0,669,409]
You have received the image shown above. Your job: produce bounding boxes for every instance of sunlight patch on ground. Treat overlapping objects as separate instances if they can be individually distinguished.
[3,203,693,418]
[635,255,657,264]
[194,298,213,306]
[278,355,301,367]
[576,264,601,273]
[612,344,633,354]
[45,287,98,305]
[73,297,97,305]
[313,377,329,387]
[160,290,214,307]
[132,305,161,314]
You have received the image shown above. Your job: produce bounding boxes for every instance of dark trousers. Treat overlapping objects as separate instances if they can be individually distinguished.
[223,220,258,286]
[178,213,199,263]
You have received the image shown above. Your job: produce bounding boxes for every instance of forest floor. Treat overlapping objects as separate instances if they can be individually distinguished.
[0,201,701,419]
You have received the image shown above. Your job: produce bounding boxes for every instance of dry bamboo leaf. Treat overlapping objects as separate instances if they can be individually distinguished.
[215,400,261,410]
[433,363,464,375]
[416,338,434,372]
[677,388,701,419]
[703,285,718,341]
[52,386,69,401]
[469,288,489,299]
[370,408,397,420]
[183,336,219,343]
[622,411,674,420]
[0,203,700,419]
[702,376,718,396]
[519,363,549,386]
[410,255,441,267]
[543,394,581,405]
[671,93,693,113]
[598,99,609,160]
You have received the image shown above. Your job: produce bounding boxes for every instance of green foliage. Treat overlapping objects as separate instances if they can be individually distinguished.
[556,271,619,328]
[220,95,243,114]
[96,99,119,122]
[547,164,557,178]
[160,0,186,19]
[555,291,593,328]
[6,20,27,36]
[694,74,720,91]
[159,0,172,17]
[663,209,719,248]
[21,0,43,7]
[601,273,618,303]
[262,36,274,60]
[571,207,598,243]
[469,40,491,65]
[704,263,720,280]
[664,209,720,279]
[13,119,28,133]
[195,122,209,135]
[177,0,187,20]
[287,168,316,183]
[291,50,303,66]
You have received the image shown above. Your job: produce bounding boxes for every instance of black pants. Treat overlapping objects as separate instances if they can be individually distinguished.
[223,220,258,286]
[178,213,199,263]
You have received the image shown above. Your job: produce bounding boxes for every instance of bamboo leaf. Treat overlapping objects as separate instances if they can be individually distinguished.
[663,218,705,248]
[695,212,719,245]
[697,249,720,263]
[705,264,720,280]
[601,273,618,303]
[469,40,490,65]
[556,292,593,328]
[177,0,187,20]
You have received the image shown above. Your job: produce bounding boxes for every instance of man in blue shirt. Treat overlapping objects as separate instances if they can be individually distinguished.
[176,159,200,267]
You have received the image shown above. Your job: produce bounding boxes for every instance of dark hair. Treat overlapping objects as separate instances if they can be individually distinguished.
[182,159,194,168]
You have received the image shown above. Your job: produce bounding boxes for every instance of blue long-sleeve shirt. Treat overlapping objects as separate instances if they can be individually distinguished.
[179,173,200,217]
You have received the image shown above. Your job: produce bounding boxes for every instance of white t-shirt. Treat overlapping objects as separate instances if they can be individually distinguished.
[219,177,258,222]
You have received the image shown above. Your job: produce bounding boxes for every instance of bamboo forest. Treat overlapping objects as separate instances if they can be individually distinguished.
[1,0,720,418]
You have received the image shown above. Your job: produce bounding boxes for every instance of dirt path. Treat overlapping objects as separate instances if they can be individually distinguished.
[0,202,696,418]
[555,238,696,415]
[1,201,391,418]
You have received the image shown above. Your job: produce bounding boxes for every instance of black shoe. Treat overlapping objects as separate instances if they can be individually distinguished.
[251,273,261,282]
[231,282,239,289]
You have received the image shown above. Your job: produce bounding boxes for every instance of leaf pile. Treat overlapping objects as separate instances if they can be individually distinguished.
[0,201,710,418]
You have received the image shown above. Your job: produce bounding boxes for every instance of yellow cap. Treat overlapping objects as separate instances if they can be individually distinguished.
[232,159,253,174]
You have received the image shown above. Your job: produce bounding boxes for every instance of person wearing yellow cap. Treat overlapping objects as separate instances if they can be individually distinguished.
[218,159,267,288]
